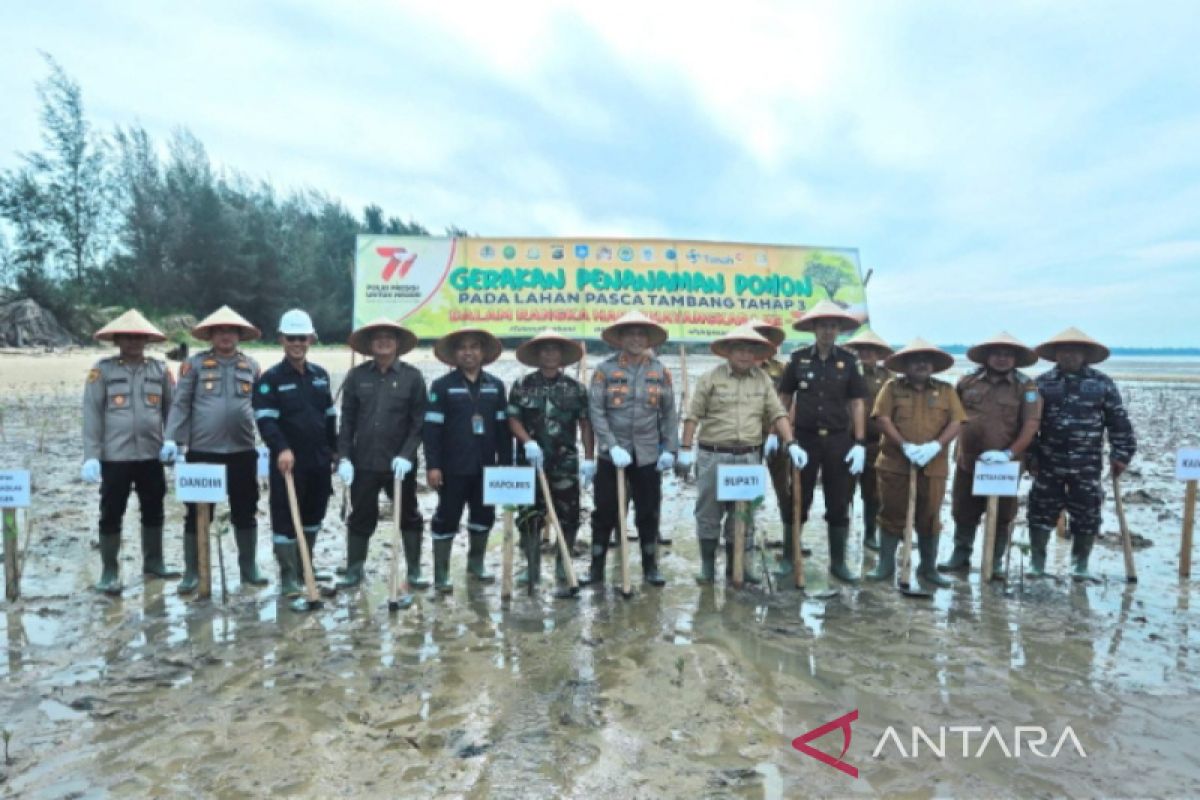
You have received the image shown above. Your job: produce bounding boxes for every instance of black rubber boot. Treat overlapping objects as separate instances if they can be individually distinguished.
[337,534,370,588]
[583,533,608,586]
[1071,533,1096,581]
[467,530,495,583]
[235,527,269,586]
[641,541,666,586]
[990,527,1010,581]
[273,540,302,598]
[178,529,199,594]
[402,529,430,589]
[433,537,454,593]
[828,525,859,583]
[302,528,332,582]
[917,534,953,588]
[519,524,541,588]
[862,500,880,551]
[1027,526,1051,578]
[141,526,180,579]
[694,538,718,584]
[865,532,899,581]
[938,524,975,572]
[96,532,123,595]
[774,522,795,581]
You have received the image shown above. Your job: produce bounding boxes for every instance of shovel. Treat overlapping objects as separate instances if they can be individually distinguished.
[1112,474,1138,583]
[537,468,580,598]
[791,467,837,599]
[897,466,932,598]
[284,472,324,612]
[387,476,414,611]
[616,466,633,598]
[500,507,515,601]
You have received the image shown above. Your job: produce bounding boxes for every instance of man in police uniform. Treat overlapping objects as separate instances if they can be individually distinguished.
[776,299,868,583]
[81,309,179,594]
[746,319,796,552]
[508,329,595,596]
[336,318,427,590]
[423,329,513,593]
[868,338,966,589]
[843,329,894,551]
[163,305,267,592]
[938,332,1042,579]
[252,309,338,597]
[678,325,802,584]
[1026,327,1137,580]
[586,311,679,587]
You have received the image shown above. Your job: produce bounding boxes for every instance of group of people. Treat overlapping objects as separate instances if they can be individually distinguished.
[79,298,1137,604]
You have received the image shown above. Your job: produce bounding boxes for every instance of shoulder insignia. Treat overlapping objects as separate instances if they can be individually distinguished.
[87,368,101,384]
[202,358,218,368]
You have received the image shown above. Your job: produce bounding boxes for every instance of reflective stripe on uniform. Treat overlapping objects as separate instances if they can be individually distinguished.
[425,411,445,424]
[255,409,280,419]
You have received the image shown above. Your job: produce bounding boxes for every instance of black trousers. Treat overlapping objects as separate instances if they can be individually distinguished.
[797,429,852,526]
[268,464,332,539]
[591,456,661,546]
[430,473,495,540]
[184,450,259,532]
[348,468,422,538]
[99,459,165,535]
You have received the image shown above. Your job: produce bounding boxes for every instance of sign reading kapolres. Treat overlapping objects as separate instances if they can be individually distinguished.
[354,236,869,342]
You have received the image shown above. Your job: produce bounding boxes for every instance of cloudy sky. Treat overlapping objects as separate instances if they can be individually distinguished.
[3,0,1198,346]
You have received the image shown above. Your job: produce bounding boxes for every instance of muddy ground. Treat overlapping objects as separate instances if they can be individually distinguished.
[1,348,1198,798]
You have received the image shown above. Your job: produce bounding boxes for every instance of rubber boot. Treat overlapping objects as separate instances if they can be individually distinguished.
[519,525,541,588]
[865,532,899,581]
[141,526,180,579]
[95,533,123,595]
[553,528,580,598]
[337,534,370,588]
[917,534,953,588]
[584,536,608,586]
[1071,533,1096,582]
[467,530,495,583]
[773,522,795,581]
[694,538,718,584]
[302,528,332,582]
[827,525,859,583]
[433,537,454,593]
[990,528,1010,581]
[641,541,665,586]
[1027,526,1051,578]
[273,539,302,598]
[235,527,269,586]
[402,529,430,589]
[938,524,975,573]
[862,500,880,551]
[178,529,199,594]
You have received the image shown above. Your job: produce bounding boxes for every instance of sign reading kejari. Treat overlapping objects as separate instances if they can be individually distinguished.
[354,236,869,342]
[972,461,1021,497]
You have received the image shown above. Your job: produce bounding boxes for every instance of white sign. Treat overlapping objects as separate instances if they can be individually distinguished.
[257,446,270,478]
[175,463,228,503]
[0,470,31,508]
[1178,448,1200,481]
[483,466,536,506]
[972,461,1021,497]
[717,464,768,502]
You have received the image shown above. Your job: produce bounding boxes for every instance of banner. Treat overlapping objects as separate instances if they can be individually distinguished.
[354,236,868,342]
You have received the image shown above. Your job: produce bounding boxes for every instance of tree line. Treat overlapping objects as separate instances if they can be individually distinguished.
[0,55,459,343]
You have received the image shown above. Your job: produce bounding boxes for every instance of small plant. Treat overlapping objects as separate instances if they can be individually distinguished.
[672,656,685,687]
[3,727,12,765]
[737,496,766,525]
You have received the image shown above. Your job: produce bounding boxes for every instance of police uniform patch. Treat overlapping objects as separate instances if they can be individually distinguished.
[202,359,218,368]
[259,383,270,394]
[87,368,101,384]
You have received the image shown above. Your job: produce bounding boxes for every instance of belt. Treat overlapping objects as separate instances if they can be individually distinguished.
[698,443,759,455]
[797,427,847,437]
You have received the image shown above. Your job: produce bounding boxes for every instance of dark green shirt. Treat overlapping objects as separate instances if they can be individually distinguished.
[337,359,427,471]
[508,370,589,478]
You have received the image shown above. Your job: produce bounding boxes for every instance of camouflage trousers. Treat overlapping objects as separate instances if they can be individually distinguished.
[518,473,580,548]
[1027,466,1103,536]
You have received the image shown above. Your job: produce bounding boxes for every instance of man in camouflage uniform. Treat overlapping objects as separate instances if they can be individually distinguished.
[939,332,1042,579]
[81,309,179,594]
[844,329,894,551]
[1026,327,1136,580]
[508,329,595,598]
[163,306,267,593]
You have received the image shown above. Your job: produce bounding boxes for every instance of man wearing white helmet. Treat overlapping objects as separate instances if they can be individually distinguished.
[252,310,339,597]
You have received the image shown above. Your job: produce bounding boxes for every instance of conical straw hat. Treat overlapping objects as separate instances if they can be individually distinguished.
[967,331,1037,368]
[192,305,261,341]
[710,324,779,359]
[601,310,669,349]
[1034,327,1110,365]
[348,318,418,357]
[433,328,503,366]
[515,329,584,368]
[745,318,786,348]
[884,337,954,373]
[94,309,166,343]
[844,328,895,357]
[792,298,861,333]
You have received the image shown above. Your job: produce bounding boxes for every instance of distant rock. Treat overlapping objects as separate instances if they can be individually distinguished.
[0,298,75,348]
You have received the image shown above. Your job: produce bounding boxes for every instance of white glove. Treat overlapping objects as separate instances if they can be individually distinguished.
[763,434,779,458]
[81,458,101,483]
[675,449,695,479]
[788,443,808,469]
[581,459,596,488]
[845,444,865,475]
[914,441,942,467]
[980,450,1009,464]
[337,459,355,485]
[902,442,922,463]
[523,440,544,470]
[392,456,413,478]
[159,440,179,463]
[656,451,675,472]
[609,445,633,469]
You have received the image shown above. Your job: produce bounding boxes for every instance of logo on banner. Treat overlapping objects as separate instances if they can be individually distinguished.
[377,247,419,281]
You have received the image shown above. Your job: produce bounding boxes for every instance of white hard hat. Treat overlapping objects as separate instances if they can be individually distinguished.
[278,309,317,338]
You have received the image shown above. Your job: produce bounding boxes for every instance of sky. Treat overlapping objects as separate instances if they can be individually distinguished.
[2,0,1198,347]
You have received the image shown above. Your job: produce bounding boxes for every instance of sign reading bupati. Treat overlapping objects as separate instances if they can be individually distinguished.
[176,464,228,503]
[0,470,31,508]
[716,465,768,502]
[972,461,1021,497]
[354,236,869,342]
[483,467,536,506]
[1177,448,1200,481]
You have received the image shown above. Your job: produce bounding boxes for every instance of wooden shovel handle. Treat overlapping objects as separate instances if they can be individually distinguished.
[898,466,918,586]
[1112,474,1137,582]
[284,471,321,603]
[791,467,805,589]
[538,467,578,588]
[617,467,631,594]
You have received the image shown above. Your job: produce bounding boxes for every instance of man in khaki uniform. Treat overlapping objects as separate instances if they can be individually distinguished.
[843,329,894,551]
[867,338,966,590]
[81,309,179,594]
[939,333,1042,579]
[677,325,801,584]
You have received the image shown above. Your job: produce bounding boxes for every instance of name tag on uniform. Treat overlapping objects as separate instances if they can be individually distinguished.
[472,414,485,435]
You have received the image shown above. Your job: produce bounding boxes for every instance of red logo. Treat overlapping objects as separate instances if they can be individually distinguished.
[377,247,418,281]
[792,709,858,778]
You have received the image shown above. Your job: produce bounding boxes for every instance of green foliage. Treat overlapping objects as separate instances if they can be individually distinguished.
[804,253,856,301]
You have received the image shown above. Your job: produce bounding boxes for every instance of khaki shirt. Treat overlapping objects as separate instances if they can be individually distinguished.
[83,356,173,462]
[872,376,966,478]
[860,364,891,456]
[955,368,1042,470]
[686,363,787,447]
[589,352,679,465]
[164,350,260,454]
